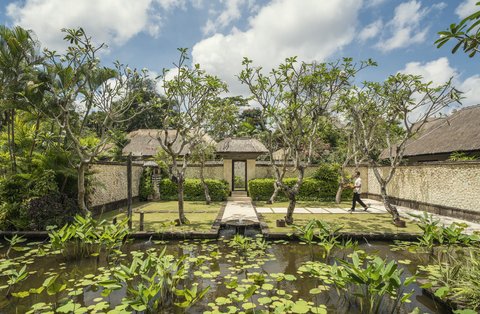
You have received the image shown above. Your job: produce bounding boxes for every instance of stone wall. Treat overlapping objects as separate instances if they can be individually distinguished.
[89,162,143,210]
[255,163,318,179]
[183,162,224,179]
[365,162,480,219]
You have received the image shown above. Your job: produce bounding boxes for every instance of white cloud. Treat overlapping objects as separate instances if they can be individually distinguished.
[366,0,387,7]
[459,75,480,106]
[155,0,186,10]
[400,57,455,86]
[203,0,260,35]
[6,0,162,51]
[359,20,383,41]
[399,57,480,107]
[456,0,479,19]
[203,0,246,35]
[193,0,363,95]
[376,0,439,52]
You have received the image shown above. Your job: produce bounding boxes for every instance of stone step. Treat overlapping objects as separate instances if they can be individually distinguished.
[231,191,248,197]
[227,196,252,202]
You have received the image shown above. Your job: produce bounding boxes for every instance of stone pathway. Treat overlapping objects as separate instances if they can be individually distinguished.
[256,198,480,234]
[221,193,259,223]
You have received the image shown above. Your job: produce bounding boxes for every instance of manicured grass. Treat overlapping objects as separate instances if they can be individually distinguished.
[133,201,222,213]
[260,213,422,234]
[97,201,223,233]
[254,201,352,208]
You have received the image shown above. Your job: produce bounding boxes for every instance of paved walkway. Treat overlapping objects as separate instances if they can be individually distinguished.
[221,198,259,223]
[257,198,480,234]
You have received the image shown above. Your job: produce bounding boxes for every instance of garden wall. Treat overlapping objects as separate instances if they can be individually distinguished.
[255,162,318,179]
[364,161,480,221]
[88,162,143,212]
[183,161,224,179]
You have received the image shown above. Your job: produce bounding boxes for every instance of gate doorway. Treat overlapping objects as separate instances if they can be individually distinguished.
[232,160,247,191]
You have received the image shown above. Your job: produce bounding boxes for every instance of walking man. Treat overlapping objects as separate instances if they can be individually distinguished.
[348,171,368,212]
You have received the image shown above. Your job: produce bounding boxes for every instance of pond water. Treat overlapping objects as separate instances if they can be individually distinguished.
[0,238,449,313]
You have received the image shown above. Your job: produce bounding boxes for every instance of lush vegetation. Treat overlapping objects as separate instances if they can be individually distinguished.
[159,178,229,201]
[249,177,352,202]
[249,163,353,202]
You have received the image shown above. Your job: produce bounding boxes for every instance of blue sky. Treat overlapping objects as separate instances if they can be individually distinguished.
[1,0,479,106]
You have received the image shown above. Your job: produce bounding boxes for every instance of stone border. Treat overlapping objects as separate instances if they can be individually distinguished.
[262,231,420,242]
[211,202,227,234]
[366,193,480,223]
[91,197,140,215]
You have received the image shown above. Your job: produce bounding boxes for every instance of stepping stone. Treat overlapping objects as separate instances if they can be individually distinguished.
[271,207,288,214]
[324,207,349,213]
[294,208,309,214]
[306,208,330,214]
[256,207,273,213]
[365,207,388,213]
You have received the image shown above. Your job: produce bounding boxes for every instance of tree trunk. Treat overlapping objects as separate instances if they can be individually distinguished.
[372,166,400,222]
[77,161,90,215]
[10,109,16,173]
[285,192,296,225]
[29,114,41,159]
[127,153,133,229]
[267,182,280,204]
[380,184,400,222]
[177,177,188,224]
[199,161,211,205]
[335,184,344,204]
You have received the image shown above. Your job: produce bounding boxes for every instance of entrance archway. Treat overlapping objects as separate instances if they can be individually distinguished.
[216,137,268,193]
[232,160,247,191]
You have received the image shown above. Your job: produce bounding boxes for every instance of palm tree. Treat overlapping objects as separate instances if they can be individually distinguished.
[0,26,42,173]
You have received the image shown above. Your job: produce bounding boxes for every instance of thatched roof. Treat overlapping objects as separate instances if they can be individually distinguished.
[216,137,268,159]
[122,129,215,157]
[272,148,290,160]
[386,105,480,158]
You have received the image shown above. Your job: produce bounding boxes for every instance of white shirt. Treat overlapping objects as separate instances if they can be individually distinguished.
[354,177,362,193]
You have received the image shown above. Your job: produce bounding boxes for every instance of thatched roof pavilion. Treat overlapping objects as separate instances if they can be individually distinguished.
[216,137,268,160]
[122,129,215,158]
[382,105,480,162]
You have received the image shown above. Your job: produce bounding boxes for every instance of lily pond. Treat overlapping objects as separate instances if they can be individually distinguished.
[0,216,478,314]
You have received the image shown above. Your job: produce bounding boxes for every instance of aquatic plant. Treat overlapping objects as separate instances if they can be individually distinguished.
[420,248,480,311]
[3,234,26,258]
[48,214,129,259]
[329,252,416,314]
[295,219,343,259]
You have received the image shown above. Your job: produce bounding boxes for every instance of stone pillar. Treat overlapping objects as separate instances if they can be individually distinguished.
[246,159,256,195]
[223,159,233,192]
[246,159,256,183]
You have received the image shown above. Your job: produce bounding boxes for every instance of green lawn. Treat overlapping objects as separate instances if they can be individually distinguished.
[254,201,351,208]
[260,213,422,234]
[97,201,223,233]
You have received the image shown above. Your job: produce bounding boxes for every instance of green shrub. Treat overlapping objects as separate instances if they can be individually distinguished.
[0,170,61,230]
[248,171,352,202]
[159,178,229,201]
[26,193,80,231]
[0,202,28,231]
[312,163,340,184]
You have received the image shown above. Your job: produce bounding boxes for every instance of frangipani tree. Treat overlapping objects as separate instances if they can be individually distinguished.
[239,56,374,224]
[40,28,151,214]
[341,74,460,223]
[157,48,227,224]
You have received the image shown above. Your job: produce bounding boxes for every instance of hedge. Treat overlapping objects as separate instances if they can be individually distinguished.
[248,177,353,202]
[159,178,229,201]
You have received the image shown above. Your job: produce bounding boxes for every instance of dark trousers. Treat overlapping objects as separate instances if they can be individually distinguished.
[351,192,366,210]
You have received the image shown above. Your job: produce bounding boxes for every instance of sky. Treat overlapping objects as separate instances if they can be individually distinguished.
[1,0,479,108]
